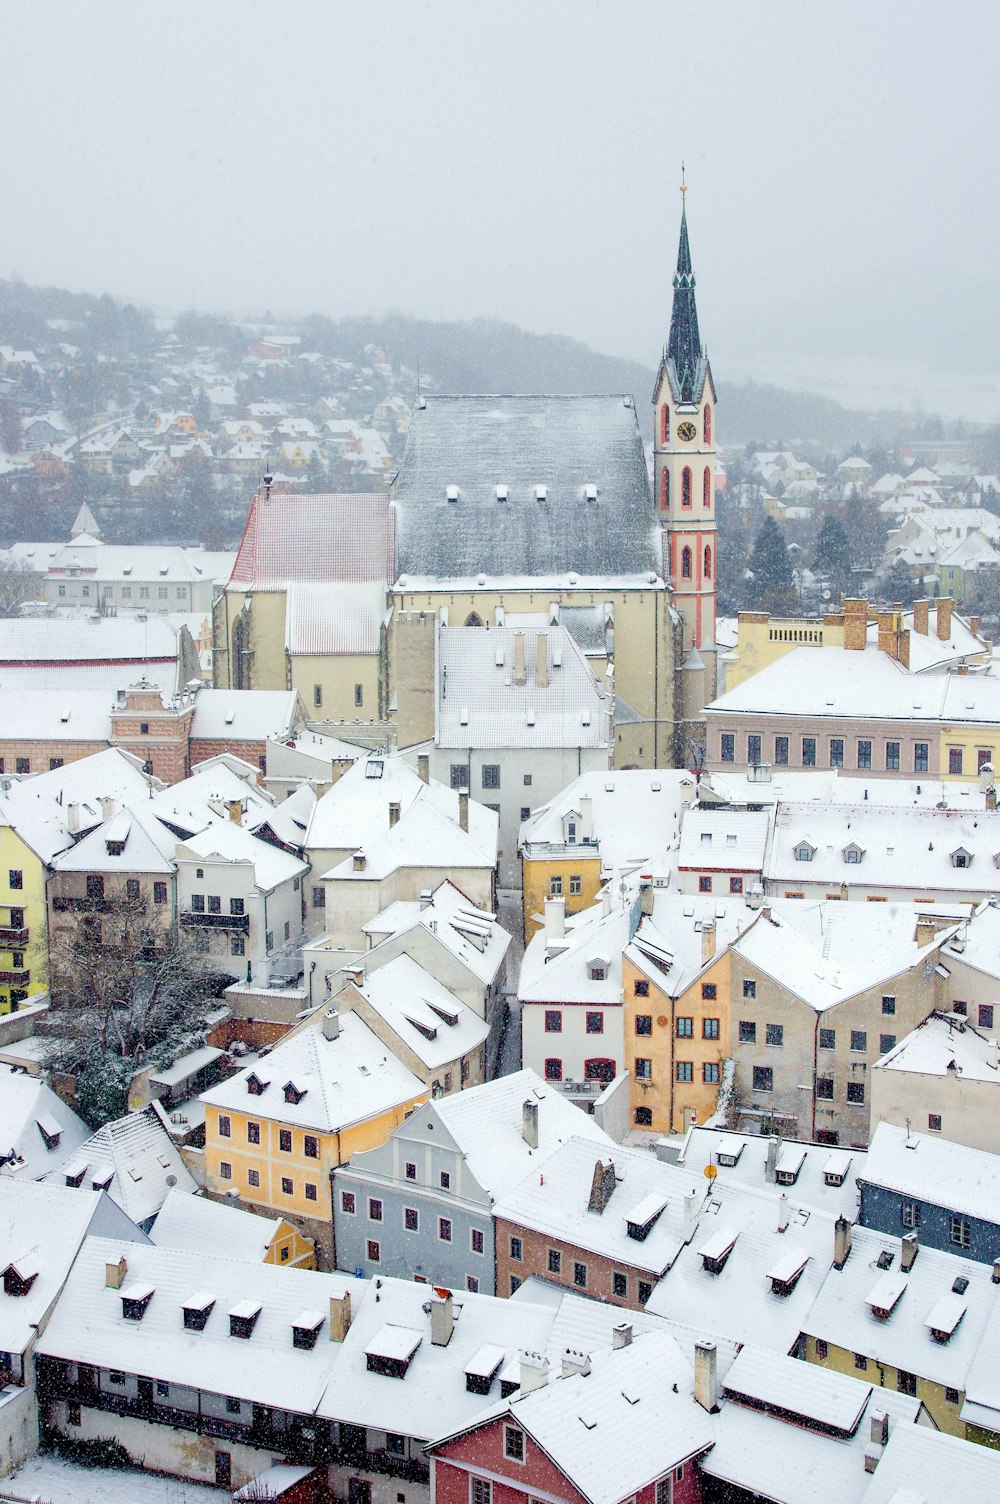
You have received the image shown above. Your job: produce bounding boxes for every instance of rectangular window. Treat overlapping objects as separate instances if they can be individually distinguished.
[914,742,929,773]
[220,1161,232,1180]
[676,1016,693,1038]
[802,736,817,767]
[313,685,323,708]
[544,1058,562,1080]
[369,1198,383,1221]
[830,738,844,768]
[857,740,872,770]
[281,1176,293,1195]
[304,1134,318,1159]
[569,873,582,895]
[634,979,650,997]
[885,741,900,772]
[819,1027,836,1049]
[153,881,167,904]
[86,874,104,900]
[208,895,221,914]
[471,1228,484,1254]
[341,1191,356,1214]
[897,1369,917,1397]
[720,733,735,764]
[743,979,756,999]
[747,733,762,766]
[854,1353,868,1371]
[450,764,469,790]
[703,1062,720,1084]
[881,995,896,1015]
[902,1201,921,1229]
[549,876,563,896]
[880,1034,896,1055]
[753,1066,773,1092]
[354,684,363,708]
[586,1012,604,1034]
[816,1077,834,1099]
[766,1023,784,1047]
[774,735,789,766]
[638,1279,653,1305]
[279,1129,292,1153]
[702,982,717,1000]
[367,1240,380,1262]
[405,1208,419,1232]
[635,1057,653,1080]
[126,878,141,901]
[439,1217,452,1242]
[230,937,245,956]
[573,1262,587,1289]
[703,1017,720,1039]
[248,1168,260,1188]
[547,1248,562,1274]
[481,765,500,790]
[305,1183,317,1201]
[14,759,29,776]
[846,1082,865,1104]
[545,1010,562,1033]
[509,1235,522,1261]
[191,893,205,912]
[504,1427,525,1464]
[949,748,963,775]
[405,1161,416,1180]
[247,1122,260,1145]
[980,748,994,772]
[612,1270,628,1298]
[950,1214,971,1247]
[312,886,325,909]
[928,1113,942,1131]
[386,1434,406,1457]
[851,1029,867,1052]
[739,1020,756,1044]
[218,1115,231,1138]
[675,1061,692,1083]
[470,1479,492,1504]
[979,1005,994,1029]
[229,897,245,916]
[440,1171,451,1189]
[635,1014,653,1035]
[699,875,712,893]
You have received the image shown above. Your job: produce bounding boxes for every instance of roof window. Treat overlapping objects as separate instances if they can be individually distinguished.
[292,1310,325,1350]
[246,1072,269,1096]
[535,485,547,502]
[183,1293,216,1331]
[3,1258,40,1297]
[121,1283,155,1321]
[229,1300,262,1339]
[496,485,508,503]
[446,485,459,503]
[584,484,597,501]
[283,1081,307,1105]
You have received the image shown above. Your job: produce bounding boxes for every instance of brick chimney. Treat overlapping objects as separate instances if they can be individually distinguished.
[936,597,954,641]
[536,633,549,689]
[913,598,930,635]
[842,598,869,652]
[587,1157,617,1214]
[228,799,243,826]
[900,1231,919,1271]
[329,1290,352,1341]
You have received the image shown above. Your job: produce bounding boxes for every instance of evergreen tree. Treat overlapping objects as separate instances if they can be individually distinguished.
[813,512,853,595]
[747,516,796,612]
[881,558,917,607]
[843,493,889,573]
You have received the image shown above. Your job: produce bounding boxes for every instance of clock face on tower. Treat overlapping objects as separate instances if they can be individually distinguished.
[676,421,697,442]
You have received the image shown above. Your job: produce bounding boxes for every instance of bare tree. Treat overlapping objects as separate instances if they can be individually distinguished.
[0,558,37,617]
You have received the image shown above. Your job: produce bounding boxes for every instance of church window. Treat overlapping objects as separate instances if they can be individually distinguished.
[465,612,483,627]
[681,546,692,580]
[682,467,692,507]
[704,545,712,579]
[661,406,669,445]
[704,405,712,445]
[703,467,711,507]
[660,468,669,510]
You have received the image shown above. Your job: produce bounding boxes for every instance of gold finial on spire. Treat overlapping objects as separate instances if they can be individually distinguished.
[680,160,687,198]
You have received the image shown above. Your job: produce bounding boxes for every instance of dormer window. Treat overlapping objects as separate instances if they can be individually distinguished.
[283,1081,307,1105]
[951,848,973,869]
[229,1301,262,1339]
[246,1073,269,1097]
[183,1294,216,1331]
[292,1310,325,1350]
[700,1228,739,1274]
[2,1259,39,1297]
[121,1284,155,1321]
[105,840,125,857]
[65,1164,87,1188]
[446,485,459,503]
[36,1115,62,1150]
[843,843,864,865]
[767,1250,810,1297]
[795,843,815,863]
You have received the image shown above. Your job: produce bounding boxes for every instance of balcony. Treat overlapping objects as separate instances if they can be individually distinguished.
[52,896,115,914]
[0,928,28,946]
[554,1079,605,1100]
[0,969,28,985]
[180,910,250,933]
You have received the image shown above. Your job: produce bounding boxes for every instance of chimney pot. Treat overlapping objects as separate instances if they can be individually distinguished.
[417,753,429,785]
[105,1256,128,1289]
[834,1215,853,1269]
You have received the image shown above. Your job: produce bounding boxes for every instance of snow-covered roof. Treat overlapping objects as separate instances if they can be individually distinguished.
[874,1012,999,1084]
[176,818,307,892]
[520,769,692,878]
[622,891,758,1003]
[802,1224,995,1393]
[941,898,1000,980]
[322,792,498,884]
[860,1122,1000,1225]
[699,767,990,813]
[436,625,610,751]
[50,1107,196,1225]
[151,1186,284,1261]
[0,1069,90,1181]
[51,800,179,875]
[343,954,489,1070]
[519,896,634,1006]
[36,1235,363,1411]
[191,689,301,742]
[394,395,659,583]
[675,1125,865,1220]
[864,1422,1000,1503]
[676,807,770,873]
[767,800,1000,896]
[228,491,392,591]
[361,880,510,988]
[201,1009,426,1133]
[285,580,388,656]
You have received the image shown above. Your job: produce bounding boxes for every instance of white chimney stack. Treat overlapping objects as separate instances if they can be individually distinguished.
[544,895,566,950]
[694,1341,719,1413]
[519,1352,550,1393]
[765,1136,779,1183]
[322,1008,341,1041]
[431,1289,454,1346]
[522,1098,539,1149]
[777,1192,789,1233]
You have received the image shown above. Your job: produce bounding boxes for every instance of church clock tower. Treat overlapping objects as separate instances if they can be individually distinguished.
[653,186,717,660]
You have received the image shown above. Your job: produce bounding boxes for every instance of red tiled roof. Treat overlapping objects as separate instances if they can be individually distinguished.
[227,491,394,589]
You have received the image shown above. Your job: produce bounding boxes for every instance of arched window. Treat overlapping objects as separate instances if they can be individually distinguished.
[681,546,692,580]
[682,467,692,507]
[465,612,483,627]
[704,404,712,445]
[660,468,670,510]
[703,466,711,508]
[661,405,670,445]
[704,545,712,579]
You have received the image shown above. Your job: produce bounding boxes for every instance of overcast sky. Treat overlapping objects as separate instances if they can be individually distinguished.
[4,2,999,414]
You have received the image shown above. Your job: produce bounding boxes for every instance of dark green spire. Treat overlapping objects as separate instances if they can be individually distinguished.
[666,199,702,403]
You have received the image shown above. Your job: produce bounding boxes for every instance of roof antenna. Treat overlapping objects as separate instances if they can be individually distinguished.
[263,469,273,502]
[680,160,687,199]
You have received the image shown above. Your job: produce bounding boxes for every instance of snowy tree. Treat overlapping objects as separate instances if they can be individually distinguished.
[41,894,220,1126]
[880,558,917,608]
[747,516,796,612]
[813,512,853,597]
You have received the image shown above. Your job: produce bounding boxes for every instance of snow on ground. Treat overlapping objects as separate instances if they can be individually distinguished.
[6,1455,230,1504]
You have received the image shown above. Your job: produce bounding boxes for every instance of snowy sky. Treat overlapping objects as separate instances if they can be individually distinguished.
[4,0,999,413]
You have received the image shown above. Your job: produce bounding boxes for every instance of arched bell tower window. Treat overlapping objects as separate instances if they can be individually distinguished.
[682,467,692,508]
[660,469,669,510]
[704,545,712,579]
[703,467,711,508]
[681,546,692,580]
[661,406,670,445]
[704,404,712,445]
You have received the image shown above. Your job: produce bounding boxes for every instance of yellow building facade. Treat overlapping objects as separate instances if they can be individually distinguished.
[622,944,731,1135]
[521,852,603,944]
[0,825,49,1014]
[802,1333,964,1439]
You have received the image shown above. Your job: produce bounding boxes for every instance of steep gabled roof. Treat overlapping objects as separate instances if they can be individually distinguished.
[227,491,393,590]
